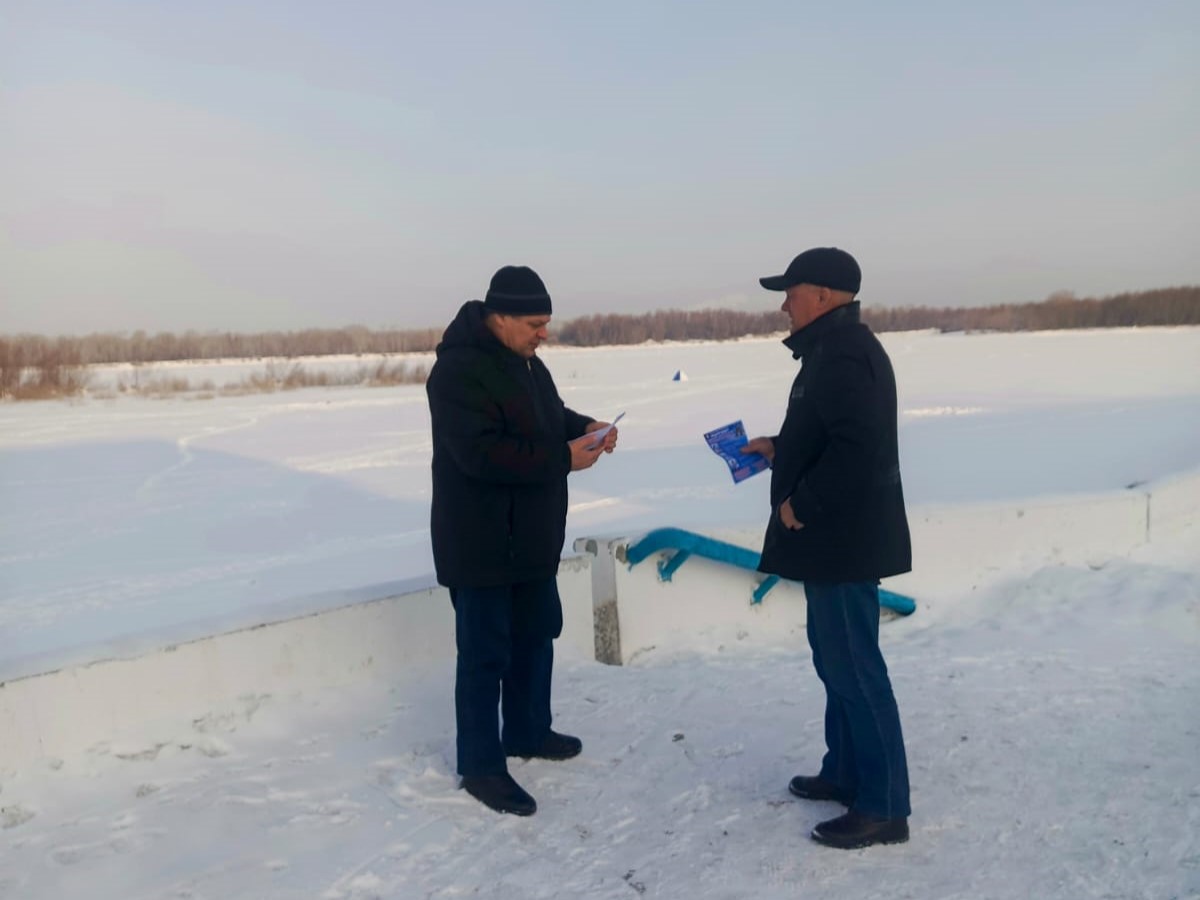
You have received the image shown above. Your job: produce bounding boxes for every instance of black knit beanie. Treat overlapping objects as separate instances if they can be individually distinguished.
[484,266,553,316]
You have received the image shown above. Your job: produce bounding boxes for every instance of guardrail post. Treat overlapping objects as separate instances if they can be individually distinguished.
[574,537,624,666]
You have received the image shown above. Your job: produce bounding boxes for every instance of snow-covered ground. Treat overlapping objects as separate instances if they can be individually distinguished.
[2,327,1199,899]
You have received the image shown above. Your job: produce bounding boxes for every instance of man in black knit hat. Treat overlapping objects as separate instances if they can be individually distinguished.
[744,247,913,849]
[426,265,618,816]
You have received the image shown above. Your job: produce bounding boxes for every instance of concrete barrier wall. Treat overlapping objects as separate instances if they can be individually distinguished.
[2,475,1195,772]
[578,475,1195,665]
[0,558,594,772]
[886,489,1151,600]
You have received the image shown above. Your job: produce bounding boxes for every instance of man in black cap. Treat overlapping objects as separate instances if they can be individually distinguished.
[744,247,913,849]
[426,265,618,816]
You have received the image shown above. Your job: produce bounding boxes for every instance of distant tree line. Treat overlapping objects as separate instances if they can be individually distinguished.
[561,286,1200,345]
[0,338,88,399]
[0,325,443,369]
[554,308,784,345]
[861,286,1200,334]
[2,287,1196,380]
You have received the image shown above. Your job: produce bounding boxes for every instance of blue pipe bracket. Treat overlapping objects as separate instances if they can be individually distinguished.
[624,527,916,615]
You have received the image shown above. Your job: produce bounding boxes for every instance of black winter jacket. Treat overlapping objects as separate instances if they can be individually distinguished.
[758,302,912,583]
[426,301,592,588]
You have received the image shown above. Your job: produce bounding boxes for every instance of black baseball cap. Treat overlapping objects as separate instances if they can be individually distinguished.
[759,247,861,294]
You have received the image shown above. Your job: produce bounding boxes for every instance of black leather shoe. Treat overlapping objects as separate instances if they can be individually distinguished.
[811,810,908,849]
[787,775,854,805]
[460,774,537,816]
[507,730,583,761]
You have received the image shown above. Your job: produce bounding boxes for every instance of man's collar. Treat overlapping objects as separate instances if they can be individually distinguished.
[782,301,861,359]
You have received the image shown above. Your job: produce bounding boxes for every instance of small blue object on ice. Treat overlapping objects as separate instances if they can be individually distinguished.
[624,527,916,614]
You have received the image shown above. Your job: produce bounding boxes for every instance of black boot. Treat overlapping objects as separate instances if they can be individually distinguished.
[506,730,583,761]
[787,775,854,805]
[460,773,537,816]
[811,810,908,849]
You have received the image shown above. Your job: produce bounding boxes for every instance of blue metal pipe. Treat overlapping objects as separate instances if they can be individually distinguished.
[624,527,916,615]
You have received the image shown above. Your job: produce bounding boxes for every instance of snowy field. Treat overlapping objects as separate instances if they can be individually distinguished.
[2,327,1200,899]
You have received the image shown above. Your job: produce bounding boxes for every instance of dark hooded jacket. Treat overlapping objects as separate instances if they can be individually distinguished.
[426,301,593,588]
[758,302,912,582]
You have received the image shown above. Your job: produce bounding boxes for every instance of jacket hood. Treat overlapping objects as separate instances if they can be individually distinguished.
[436,300,504,357]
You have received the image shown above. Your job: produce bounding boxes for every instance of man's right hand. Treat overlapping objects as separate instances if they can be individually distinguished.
[568,434,606,471]
[742,436,775,464]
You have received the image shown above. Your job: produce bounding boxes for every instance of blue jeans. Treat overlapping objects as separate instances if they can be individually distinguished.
[450,579,563,777]
[805,580,911,818]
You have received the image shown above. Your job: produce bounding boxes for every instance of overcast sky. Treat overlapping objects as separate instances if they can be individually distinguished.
[2,1,1197,336]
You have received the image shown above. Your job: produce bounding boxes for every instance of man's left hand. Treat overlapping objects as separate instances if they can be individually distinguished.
[584,420,619,453]
[779,498,804,531]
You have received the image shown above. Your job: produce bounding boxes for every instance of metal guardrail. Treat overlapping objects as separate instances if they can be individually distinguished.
[624,527,917,615]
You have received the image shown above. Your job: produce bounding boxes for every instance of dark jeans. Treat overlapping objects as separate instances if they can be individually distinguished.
[450,579,564,777]
[805,580,911,819]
